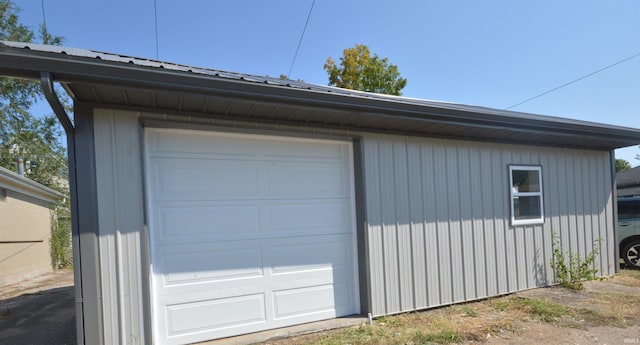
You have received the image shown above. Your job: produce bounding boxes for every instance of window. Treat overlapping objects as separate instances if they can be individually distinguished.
[509,165,544,225]
[618,200,640,220]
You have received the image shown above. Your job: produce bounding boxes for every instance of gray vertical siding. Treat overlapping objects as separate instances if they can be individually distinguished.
[362,134,615,316]
[94,109,147,345]
[93,108,616,342]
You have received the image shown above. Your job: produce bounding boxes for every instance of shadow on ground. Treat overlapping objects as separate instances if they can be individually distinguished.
[0,285,75,345]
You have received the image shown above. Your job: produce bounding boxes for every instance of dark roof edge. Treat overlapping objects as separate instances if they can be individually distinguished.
[1,41,639,148]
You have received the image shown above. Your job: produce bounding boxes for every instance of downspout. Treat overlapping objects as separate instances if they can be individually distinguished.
[40,72,85,345]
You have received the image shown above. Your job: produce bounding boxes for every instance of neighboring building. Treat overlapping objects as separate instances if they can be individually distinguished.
[0,166,63,286]
[618,165,640,197]
[1,41,639,345]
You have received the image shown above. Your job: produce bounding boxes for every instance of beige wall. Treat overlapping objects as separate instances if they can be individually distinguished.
[0,190,55,285]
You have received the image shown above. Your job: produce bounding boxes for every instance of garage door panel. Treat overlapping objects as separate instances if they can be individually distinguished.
[272,284,340,319]
[271,238,351,274]
[164,293,266,336]
[157,205,260,239]
[266,166,349,197]
[160,247,264,286]
[146,129,359,345]
[267,202,349,234]
[153,162,259,200]
[261,139,345,158]
[149,130,260,157]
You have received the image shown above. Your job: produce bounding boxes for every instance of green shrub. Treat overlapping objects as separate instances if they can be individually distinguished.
[51,201,72,269]
[551,231,601,290]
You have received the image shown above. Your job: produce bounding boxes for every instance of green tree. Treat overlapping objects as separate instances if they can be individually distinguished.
[0,0,67,189]
[0,1,72,267]
[616,158,632,173]
[324,44,407,96]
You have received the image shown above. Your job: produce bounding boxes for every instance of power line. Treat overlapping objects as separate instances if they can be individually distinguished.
[287,0,316,78]
[154,0,160,59]
[41,0,47,30]
[506,51,640,110]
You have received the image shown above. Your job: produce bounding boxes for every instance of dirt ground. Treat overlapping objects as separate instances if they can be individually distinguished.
[0,270,75,345]
[2,270,640,345]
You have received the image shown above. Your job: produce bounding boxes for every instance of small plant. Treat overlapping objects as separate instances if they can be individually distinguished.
[489,296,567,322]
[460,305,477,317]
[413,330,461,344]
[550,231,601,290]
[519,297,567,322]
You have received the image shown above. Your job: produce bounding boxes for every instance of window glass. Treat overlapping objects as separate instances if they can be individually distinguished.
[509,165,543,225]
[512,170,540,192]
[513,195,541,220]
[619,203,632,219]
[619,202,640,219]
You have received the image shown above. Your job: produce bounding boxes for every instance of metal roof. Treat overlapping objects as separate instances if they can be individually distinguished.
[0,40,639,150]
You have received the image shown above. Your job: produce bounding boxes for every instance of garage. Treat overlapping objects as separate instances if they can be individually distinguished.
[144,128,360,344]
[5,42,640,345]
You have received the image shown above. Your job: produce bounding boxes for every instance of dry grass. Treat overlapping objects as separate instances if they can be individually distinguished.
[266,271,640,345]
[613,269,640,287]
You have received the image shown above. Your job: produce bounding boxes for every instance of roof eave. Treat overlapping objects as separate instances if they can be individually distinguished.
[0,44,639,150]
[0,166,64,204]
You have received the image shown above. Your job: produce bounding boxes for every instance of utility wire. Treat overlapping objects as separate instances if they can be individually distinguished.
[506,51,640,110]
[287,0,316,78]
[41,0,47,30]
[154,0,160,59]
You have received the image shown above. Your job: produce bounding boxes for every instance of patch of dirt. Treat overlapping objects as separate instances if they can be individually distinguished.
[0,270,75,345]
[0,270,74,300]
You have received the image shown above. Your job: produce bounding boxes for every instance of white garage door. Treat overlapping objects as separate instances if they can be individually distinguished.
[144,128,359,345]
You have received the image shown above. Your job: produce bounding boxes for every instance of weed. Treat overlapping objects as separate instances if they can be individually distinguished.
[375,315,404,327]
[489,298,512,312]
[489,297,567,322]
[460,305,477,317]
[551,231,601,290]
[413,330,461,344]
[519,297,567,322]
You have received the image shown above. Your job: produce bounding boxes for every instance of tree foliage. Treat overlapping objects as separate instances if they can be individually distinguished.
[0,0,72,268]
[324,44,407,96]
[616,158,632,173]
[0,0,67,191]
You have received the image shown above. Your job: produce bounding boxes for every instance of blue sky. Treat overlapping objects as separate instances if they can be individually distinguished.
[16,0,640,165]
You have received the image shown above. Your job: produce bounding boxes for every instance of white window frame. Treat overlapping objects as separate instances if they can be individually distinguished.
[509,165,544,226]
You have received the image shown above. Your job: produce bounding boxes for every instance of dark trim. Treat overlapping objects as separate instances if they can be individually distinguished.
[40,72,74,133]
[98,102,619,151]
[137,118,153,344]
[611,151,619,274]
[41,73,86,345]
[67,113,85,345]
[352,137,372,315]
[73,103,103,345]
[0,240,43,244]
